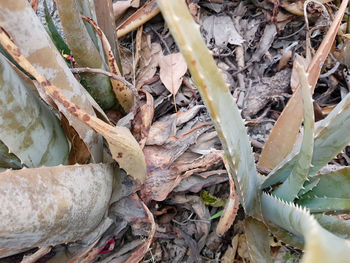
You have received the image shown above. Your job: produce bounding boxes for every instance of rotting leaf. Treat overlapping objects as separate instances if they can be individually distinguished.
[200,190,226,207]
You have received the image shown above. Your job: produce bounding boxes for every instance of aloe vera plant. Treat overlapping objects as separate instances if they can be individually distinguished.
[0,0,146,258]
[156,0,350,261]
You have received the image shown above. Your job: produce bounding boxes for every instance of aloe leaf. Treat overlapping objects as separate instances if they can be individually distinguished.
[263,92,350,188]
[261,193,350,263]
[273,63,314,201]
[315,214,350,240]
[0,164,114,254]
[0,140,22,169]
[0,0,104,163]
[297,196,350,213]
[244,217,272,263]
[297,177,320,196]
[43,0,70,55]
[302,167,350,198]
[0,53,69,167]
[156,0,260,217]
[55,0,116,109]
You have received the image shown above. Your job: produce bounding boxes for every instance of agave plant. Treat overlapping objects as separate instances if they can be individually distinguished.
[0,0,146,259]
[157,0,350,262]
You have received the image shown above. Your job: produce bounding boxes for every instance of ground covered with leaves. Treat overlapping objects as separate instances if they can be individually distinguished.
[2,0,350,262]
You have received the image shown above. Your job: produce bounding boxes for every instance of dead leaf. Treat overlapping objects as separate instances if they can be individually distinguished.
[131,89,154,149]
[216,157,239,236]
[113,0,132,21]
[116,0,160,38]
[159,53,188,96]
[221,235,239,263]
[136,39,163,89]
[202,15,244,46]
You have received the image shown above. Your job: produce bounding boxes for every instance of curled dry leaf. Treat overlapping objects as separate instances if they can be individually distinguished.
[0,164,114,258]
[159,52,188,96]
[116,0,160,38]
[0,30,146,183]
[216,157,240,236]
[132,89,154,149]
[136,36,163,89]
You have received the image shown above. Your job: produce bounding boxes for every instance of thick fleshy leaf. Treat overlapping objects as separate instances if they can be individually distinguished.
[43,0,70,55]
[315,214,350,240]
[262,91,350,188]
[273,63,314,201]
[157,0,261,217]
[55,0,116,110]
[297,196,350,213]
[0,53,68,167]
[0,0,104,163]
[0,164,114,258]
[261,193,350,263]
[0,31,146,184]
[305,167,350,198]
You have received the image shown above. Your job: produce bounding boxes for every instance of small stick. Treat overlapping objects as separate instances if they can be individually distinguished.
[70,67,140,107]
[21,246,52,263]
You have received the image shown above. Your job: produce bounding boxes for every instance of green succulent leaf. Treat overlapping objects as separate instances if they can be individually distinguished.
[315,214,350,240]
[156,0,261,218]
[263,92,350,189]
[261,193,350,263]
[297,196,350,213]
[43,0,70,55]
[55,0,116,109]
[302,167,350,199]
[0,53,69,167]
[273,63,314,202]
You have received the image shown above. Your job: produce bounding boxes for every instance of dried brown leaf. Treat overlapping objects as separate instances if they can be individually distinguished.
[159,53,188,96]
[116,0,160,38]
[131,89,154,149]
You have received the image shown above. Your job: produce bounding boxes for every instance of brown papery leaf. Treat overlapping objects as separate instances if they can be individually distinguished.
[216,156,239,236]
[159,52,188,96]
[136,37,163,89]
[131,89,154,149]
[0,30,146,183]
[116,0,160,38]
[258,0,349,169]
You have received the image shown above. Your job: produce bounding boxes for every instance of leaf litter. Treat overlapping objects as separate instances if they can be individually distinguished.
[2,0,350,262]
